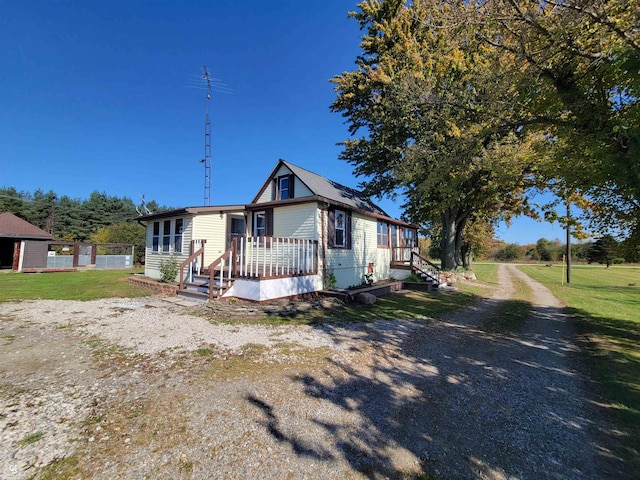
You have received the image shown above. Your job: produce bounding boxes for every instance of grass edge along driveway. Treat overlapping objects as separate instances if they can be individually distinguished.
[518,264,640,476]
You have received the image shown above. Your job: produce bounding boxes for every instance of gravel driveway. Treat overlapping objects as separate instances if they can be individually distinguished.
[0,265,630,479]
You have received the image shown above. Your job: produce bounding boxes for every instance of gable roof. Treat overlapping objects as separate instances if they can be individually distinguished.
[0,212,54,240]
[253,159,389,217]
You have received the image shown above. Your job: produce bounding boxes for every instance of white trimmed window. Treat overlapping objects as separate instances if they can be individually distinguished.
[254,211,266,237]
[173,218,183,253]
[279,176,290,200]
[377,221,389,247]
[335,209,346,247]
[152,222,160,252]
[162,220,171,252]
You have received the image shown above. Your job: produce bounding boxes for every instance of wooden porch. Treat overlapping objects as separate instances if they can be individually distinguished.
[390,246,417,267]
[178,237,319,301]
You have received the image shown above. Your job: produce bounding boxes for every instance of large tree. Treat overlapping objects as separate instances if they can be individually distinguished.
[331,0,538,269]
[479,0,640,239]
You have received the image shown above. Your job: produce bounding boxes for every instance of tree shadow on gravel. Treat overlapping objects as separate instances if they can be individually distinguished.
[244,299,633,479]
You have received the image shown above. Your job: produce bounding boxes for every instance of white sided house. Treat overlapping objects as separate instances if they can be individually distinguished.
[139,160,429,301]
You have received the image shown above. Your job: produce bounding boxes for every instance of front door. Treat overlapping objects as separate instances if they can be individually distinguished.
[227,215,245,249]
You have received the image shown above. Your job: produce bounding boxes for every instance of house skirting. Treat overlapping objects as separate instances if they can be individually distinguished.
[224,274,322,302]
[389,267,413,280]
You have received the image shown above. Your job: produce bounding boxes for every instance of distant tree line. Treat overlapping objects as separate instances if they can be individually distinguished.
[489,236,638,266]
[0,187,170,264]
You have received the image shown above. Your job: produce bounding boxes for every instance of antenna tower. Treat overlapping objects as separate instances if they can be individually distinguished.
[201,65,212,206]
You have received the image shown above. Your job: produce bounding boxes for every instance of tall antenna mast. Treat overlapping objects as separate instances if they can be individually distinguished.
[200,65,212,206]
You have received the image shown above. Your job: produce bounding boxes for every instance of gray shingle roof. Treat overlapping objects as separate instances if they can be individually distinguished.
[282,161,389,216]
[0,212,54,239]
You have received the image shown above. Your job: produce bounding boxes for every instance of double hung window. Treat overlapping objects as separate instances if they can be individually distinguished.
[254,211,266,237]
[279,176,290,200]
[173,219,183,253]
[152,222,160,252]
[334,210,346,247]
[162,221,171,252]
[377,221,389,248]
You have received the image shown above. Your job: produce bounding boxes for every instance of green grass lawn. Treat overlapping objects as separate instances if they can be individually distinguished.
[519,264,640,473]
[0,269,150,302]
[468,263,499,286]
[303,289,480,325]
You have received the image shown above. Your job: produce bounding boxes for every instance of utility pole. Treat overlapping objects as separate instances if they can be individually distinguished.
[566,201,571,284]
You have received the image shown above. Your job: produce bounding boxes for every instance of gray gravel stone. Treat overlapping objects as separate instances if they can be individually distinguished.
[0,266,631,479]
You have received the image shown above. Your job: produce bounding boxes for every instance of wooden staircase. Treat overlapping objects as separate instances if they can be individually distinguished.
[411,251,441,290]
[179,269,235,302]
[177,241,236,302]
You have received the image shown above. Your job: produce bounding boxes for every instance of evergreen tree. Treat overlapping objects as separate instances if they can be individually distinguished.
[587,235,620,267]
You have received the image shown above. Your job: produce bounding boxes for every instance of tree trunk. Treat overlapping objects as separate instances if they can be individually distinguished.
[441,209,471,271]
[454,211,471,269]
[461,241,472,269]
[441,212,457,271]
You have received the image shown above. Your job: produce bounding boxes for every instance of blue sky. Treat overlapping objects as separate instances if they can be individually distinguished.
[1,1,567,245]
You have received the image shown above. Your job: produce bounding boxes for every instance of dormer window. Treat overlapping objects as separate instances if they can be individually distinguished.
[279,176,290,200]
[274,174,295,200]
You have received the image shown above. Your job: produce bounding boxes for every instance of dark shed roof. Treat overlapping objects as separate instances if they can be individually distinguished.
[0,212,54,240]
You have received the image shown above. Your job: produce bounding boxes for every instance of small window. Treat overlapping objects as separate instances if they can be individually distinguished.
[335,210,345,247]
[390,225,398,248]
[162,220,171,252]
[152,222,160,252]
[402,228,417,248]
[173,218,183,253]
[279,176,289,200]
[254,211,266,237]
[230,217,244,235]
[377,221,389,247]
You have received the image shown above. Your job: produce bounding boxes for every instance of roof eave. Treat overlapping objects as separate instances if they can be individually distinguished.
[136,205,246,222]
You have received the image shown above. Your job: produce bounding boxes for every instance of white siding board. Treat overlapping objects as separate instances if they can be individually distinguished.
[256,184,273,203]
[319,212,396,288]
[294,178,313,198]
[192,210,243,266]
[273,204,318,239]
[324,212,379,288]
[225,274,322,301]
[275,165,292,177]
[390,267,412,280]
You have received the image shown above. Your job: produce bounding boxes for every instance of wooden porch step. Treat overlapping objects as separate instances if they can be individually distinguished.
[178,275,235,302]
[176,289,210,302]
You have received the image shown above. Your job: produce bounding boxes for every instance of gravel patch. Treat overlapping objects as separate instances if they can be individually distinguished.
[0,297,356,356]
[0,266,631,479]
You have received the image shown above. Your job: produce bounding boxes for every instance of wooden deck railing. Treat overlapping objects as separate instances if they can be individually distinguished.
[178,239,206,290]
[207,246,234,300]
[235,236,318,279]
[391,246,418,265]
